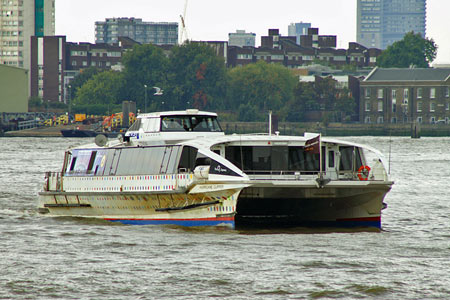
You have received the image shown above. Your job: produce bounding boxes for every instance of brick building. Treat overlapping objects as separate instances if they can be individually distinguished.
[360,68,450,124]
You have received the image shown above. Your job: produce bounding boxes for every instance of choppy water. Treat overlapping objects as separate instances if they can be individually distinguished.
[1,136,449,299]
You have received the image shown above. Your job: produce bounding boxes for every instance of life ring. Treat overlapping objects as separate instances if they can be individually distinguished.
[357,165,371,181]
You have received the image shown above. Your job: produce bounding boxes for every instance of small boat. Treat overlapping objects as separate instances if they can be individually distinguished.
[60,128,97,137]
[39,109,393,229]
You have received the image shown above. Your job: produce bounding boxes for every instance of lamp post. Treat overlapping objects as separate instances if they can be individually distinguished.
[68,84,72,121]
[144,84,147,113]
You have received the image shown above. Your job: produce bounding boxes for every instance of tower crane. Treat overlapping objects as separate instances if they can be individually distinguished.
[179,0,189,44]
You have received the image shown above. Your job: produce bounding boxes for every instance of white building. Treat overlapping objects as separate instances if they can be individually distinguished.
[228,30,255,47]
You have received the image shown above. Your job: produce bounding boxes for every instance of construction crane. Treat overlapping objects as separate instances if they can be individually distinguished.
[179,0,189,44]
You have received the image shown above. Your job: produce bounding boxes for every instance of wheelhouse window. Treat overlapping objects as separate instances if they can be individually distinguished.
[160,115,222,132]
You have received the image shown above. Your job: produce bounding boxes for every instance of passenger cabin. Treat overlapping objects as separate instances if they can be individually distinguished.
[125,109,224,144]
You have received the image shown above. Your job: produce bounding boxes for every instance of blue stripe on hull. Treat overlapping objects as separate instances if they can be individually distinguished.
[107,218,235,228]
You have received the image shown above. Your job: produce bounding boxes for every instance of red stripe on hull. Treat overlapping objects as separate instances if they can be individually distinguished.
[337,216,381,222]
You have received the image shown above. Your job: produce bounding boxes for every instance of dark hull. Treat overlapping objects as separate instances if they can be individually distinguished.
[61,129,97,137]
[234,185,390,229]
[61,129,121,138]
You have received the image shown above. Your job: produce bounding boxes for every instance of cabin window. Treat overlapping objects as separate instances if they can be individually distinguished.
[87,151,97,173]
[178,146,198,172]
[339,146,363,171]
[69,157,77,172]
[328,151,335,168]
[68,150,94,174]
[225,146,323,174]
[114,146,180,175]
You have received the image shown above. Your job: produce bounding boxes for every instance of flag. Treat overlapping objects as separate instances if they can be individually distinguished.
[304,135,320,154]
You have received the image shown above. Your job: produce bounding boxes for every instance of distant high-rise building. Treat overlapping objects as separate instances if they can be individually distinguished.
[357,0,426,49]
[0,0,55,70]
[228,30,256,47]
[288,22,311,44]
[95,18,178,45]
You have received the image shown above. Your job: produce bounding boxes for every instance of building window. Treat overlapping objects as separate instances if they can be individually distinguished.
[377,116,384,124]
[446,102,449,111]
[392,89,397,100]
[364,116,371,124]
[417,101,422,112]
[391,117,397,124]
[365,88,371,98]
[72,61,77,66]
[378,100,383,112]
[417,117,422,124]
[430,88,436,99]
[430,116,436,124]
[365,101,371,111]
[430,102,436,112]
[417,88,422,99]
[392,98,396,113]
[445,87,449,98]
[377,89,383,99]
[403,88,409,101]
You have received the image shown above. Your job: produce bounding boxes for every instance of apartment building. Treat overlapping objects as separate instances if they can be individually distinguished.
[95,18,178,45]
[288,22,311,45]
[228,29,380,69]
[0,0,54,70]
[357,0,426,49]
[228,30,255,47]
[30,36,137,103]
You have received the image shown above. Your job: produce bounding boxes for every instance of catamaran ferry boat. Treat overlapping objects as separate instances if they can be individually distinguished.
[38,109,393,229]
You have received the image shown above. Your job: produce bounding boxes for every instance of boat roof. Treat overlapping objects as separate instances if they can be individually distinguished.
[181,133,385,157]
[136,109,217,118]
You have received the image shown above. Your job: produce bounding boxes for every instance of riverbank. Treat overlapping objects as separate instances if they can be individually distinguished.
[1,124,94,137]
[222,121,450,137]
[3,122,450,137]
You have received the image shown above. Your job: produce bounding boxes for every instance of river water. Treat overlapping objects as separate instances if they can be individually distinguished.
[0,136,449,299]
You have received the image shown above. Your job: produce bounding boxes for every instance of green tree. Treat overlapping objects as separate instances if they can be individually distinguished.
[69,67,101,99]
[166,42,227,110]
[377,32,438,68]
[73,70,124,108]
[281,82,316,122]
[334,88,356,122]
[227,61,297,121]
[121,44,169,111]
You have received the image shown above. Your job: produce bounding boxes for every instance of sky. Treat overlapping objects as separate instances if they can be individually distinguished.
[56,0,450,64]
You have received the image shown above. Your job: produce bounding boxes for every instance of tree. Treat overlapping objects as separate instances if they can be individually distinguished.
[69,67,101,99]
[227,61,297,121]
[281,82,316,122]
[166,42,227,110]
[73,70,124,108]
[377,32,438,68]
[121,44,169,111]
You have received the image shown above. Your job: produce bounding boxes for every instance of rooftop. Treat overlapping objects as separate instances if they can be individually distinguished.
[365,67,450,82]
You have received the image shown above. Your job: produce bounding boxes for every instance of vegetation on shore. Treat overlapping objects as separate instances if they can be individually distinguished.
[29,32,438,122]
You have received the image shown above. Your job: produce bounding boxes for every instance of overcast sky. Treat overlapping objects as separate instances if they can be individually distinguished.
[56,0,450,64]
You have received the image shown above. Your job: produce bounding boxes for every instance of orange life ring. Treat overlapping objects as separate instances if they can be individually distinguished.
[357,165,371,181]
